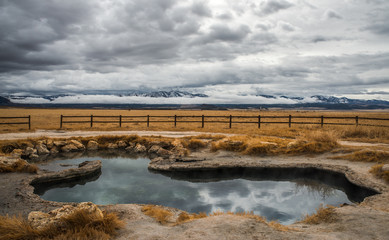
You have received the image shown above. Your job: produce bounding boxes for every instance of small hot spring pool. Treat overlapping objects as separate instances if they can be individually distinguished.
[34,156,378,225]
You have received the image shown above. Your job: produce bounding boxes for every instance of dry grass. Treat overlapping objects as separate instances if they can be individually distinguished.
[142,205,294,231]
[331,150,389,163]
[0,159,38,173]
[339,126,389,143]
[210,131,339,155]
[0,209,124,240]
[0,108,388,142]
[176,211,208,224]
[181,139,208,150]
[286,130,339,154]
[141,205,173,224]
[369,164,389,183]
[300,204,338,224]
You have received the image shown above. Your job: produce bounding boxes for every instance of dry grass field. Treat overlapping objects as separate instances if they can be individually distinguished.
[0,108,389,142]
[0,107,388,143]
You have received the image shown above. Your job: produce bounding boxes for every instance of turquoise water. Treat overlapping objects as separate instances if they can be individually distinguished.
[35,156,366,225]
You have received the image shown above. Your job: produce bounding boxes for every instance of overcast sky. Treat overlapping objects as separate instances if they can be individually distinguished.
[1,0,389,103]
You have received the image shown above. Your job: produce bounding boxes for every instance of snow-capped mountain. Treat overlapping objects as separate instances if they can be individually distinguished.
[125,90,208,98]
[1,92,389,109]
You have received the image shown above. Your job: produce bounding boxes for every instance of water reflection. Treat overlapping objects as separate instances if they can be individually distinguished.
[34,156,378,225]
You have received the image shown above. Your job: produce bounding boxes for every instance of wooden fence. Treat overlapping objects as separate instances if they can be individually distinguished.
[0,116,31,129]
[59,115,389,129]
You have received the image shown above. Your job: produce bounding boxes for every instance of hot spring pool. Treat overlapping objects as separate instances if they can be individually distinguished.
[34,156,377,225]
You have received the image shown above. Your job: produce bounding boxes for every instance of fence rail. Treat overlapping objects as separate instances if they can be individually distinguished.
[0,116,31,129]
[59,114,389,129]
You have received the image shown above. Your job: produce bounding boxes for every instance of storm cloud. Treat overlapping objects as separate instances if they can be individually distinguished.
[0,0,388,102]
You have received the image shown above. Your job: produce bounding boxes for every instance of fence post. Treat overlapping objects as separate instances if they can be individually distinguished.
[90,115,93,128]
[202,115,204,128]
[288,115,292,128]
[174,115,177,127]
[321,115,324,128]
[229,115,232,128]
[258,115,261,129]
[28,115,31,130]
[147,115,150,127]
[119,115,122,127]
[60,115,63,129]
[356,116,359,127]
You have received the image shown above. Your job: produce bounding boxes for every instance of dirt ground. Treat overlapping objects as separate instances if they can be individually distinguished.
[0,131,388,239]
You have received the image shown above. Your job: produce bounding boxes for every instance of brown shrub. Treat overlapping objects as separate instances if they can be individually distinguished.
[369,164,389,183]
[0,209,124,240]
[300,204,337,224]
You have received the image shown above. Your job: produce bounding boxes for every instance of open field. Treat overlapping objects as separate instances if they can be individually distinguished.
[1,108,389,143]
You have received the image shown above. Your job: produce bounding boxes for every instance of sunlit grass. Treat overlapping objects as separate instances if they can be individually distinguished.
[0,209,124,240]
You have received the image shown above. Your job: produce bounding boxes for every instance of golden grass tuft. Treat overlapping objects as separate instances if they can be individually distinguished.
[300,204,337,224]
[332,150,389,163]
[182,139,208,150]
[210,136,248,152]
[287,130,339,154]
[369,164,389,183]
[141,205,173,224]
[339,126,389,142]
[243,140,278,155]
[0,209,124,240]
[142,207,295,232]
[0,159,38,174]
[176,211,207,224]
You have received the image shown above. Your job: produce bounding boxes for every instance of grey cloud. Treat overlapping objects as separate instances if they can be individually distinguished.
[191,1,212,17]
[324,10,342,19]
[278,21,296,32]
[217,12,234,20]
[311,36,341,43]
[256,0,294,16]
[206,24,251,43]
[0,0,93,72]
[364,8,389,35]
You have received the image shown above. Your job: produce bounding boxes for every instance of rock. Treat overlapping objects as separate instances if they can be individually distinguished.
[148,145,162,154]
[125,142,136,152]
[24,147,37,156]
[53,141,67,147]
[36,143,50,155]
[10,149,23,158]
[77,202,104,219]
[50,146,59,155]
[134,143,147,153]
[61,144,79,153]
[28,202,103,231]
[287,141,299,149]
[117,140,127,148]
[150,157,164,164]
[29,154,39,160]
[46,139,54,149]
[69,140,85,150]
[157,148,172,157]
[382,164,389,172]
[87,140,99,150]
[107,143,118,149]
[31,160,102,186]
[28,211,52,230]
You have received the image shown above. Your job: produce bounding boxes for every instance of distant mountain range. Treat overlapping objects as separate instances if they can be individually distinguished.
[6,90,208,101]
[1,91,389,110]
